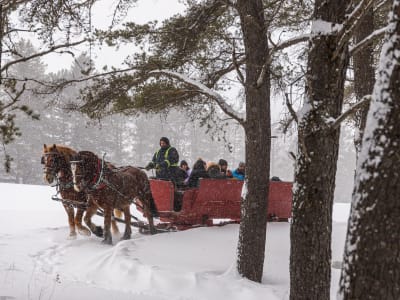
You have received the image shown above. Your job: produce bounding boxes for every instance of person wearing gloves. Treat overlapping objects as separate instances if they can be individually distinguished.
[145,137,181,181]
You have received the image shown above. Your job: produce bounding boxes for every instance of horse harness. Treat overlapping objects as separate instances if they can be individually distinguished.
[70,154,145,210]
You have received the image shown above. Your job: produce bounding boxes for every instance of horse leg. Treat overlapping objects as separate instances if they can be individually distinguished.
[102,205,113,245]
[144,197,156,235]
[84,201,103,238]
[75,208,91,236]
[63,204,77,239]
[121,206,132,240]
[111,209,121,235]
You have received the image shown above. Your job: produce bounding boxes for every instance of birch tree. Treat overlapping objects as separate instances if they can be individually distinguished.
[339,0,400,298]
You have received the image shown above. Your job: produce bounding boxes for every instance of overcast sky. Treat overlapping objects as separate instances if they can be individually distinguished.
[44,0,185,73]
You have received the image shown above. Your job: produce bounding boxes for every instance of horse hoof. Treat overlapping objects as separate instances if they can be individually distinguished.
[78,228,91,236]
[67,233,77,240]
[120,234,131,241]
[101,238,112,245]
[93,226,103,237]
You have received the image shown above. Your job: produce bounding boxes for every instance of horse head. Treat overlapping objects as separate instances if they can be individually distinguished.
[41,144,73,184]
[71,151,100,192]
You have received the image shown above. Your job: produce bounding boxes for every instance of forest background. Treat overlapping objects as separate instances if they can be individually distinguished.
[0,0,355,204]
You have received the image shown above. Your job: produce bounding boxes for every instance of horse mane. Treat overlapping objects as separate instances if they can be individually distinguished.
[44,144,77,162]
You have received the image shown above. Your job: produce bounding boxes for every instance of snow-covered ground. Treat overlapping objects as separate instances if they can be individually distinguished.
[0,182,350,299]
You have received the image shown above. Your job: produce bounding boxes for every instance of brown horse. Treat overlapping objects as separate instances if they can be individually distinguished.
[42,144,93,238]
[42,144,120,238]
[70,151,156,244]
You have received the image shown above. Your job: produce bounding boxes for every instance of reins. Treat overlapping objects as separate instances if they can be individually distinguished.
[71,152,146,210]
[91,153,107,190]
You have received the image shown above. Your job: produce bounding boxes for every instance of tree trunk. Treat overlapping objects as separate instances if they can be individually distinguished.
[290,1,349,299]
[353,6,375,156]
[339,2,400,299]
[236,0,271,283]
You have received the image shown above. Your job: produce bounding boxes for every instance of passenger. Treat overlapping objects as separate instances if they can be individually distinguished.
[232,161,245,181]
[188,158,210,187]
[145,137,182,182]
[218,159,233,178]
[180,160,191,185]
[206,161,221,178]
[271,176,282,182]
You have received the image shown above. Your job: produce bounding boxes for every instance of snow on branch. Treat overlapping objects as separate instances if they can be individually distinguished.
[333,0,376,59]
[149,69,246,125]
[350,26,388,56]
[271,34,311,53]
[330,95,372,130]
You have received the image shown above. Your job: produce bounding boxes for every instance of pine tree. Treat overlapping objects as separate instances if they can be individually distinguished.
[339,1,400,298]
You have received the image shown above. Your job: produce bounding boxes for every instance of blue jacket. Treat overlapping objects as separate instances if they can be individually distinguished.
[232,168,245,180]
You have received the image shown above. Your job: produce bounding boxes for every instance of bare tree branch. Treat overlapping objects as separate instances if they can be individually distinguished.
[350,25,388,56]
[271,34,310,53]
[330,95,372,130]
[333,0,376,59]
[0,39,87,73]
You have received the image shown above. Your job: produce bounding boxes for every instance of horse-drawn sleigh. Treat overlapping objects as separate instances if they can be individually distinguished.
[42,144,292,244]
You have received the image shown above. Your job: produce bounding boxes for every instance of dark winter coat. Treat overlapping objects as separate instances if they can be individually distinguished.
[152,146,180,180]
[188,159,210,187]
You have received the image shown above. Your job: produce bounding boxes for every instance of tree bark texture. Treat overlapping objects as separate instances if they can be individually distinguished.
[339,1,400,299]
[353,7,375,156]
[236,0,271,283]
[290,1,349,299]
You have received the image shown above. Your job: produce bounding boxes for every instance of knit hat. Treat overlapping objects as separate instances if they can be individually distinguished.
[218,159,228,166]
[160,137,170,146]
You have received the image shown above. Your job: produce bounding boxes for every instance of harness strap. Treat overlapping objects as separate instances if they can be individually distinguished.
[91,154,107,190]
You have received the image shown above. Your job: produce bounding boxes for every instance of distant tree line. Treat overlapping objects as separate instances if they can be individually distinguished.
[1,1,399,299]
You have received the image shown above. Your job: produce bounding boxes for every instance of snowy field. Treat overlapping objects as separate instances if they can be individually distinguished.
[0,182,350,300]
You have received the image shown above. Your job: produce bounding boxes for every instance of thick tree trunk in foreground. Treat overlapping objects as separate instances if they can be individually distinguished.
[353,7,374,156]
[236,0,271,283]
[290,1,349,299]
[339,2,400,299]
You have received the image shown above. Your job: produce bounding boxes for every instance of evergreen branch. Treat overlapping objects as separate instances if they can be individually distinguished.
[149,69,246,125]
[2,83,26,110]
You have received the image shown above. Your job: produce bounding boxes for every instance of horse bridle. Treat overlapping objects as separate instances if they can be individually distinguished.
[70,154,107,191]
[42,152,63,175]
